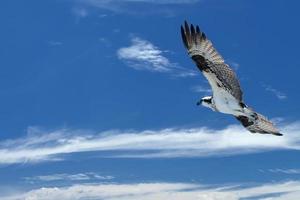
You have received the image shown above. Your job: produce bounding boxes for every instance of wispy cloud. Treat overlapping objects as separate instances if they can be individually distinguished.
[117,37,196,77]
[24,172,114,182]
[263,84,287,100]
[117,37,171,72]
[0,121,299,164]
[190,85,212,94]
[267,168,300,175]
[76,0,200,14]
[47,41,63,46]
[3,181,300,200]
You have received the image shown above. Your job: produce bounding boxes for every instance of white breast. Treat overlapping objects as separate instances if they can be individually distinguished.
[203,71,242,116]
[214,88,241,114]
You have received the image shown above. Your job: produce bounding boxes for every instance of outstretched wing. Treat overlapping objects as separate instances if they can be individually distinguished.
[181,21,243,101]
[236,113,283,136]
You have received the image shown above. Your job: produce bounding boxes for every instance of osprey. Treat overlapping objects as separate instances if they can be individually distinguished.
[181,21,282,136]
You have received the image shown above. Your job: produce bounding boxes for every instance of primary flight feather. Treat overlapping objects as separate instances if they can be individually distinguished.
[181,21,282,136]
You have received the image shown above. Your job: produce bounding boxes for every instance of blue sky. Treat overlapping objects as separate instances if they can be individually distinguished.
[1,0,300,199]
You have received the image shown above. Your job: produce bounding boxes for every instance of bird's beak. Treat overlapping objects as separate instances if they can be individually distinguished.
[197,99,203,106]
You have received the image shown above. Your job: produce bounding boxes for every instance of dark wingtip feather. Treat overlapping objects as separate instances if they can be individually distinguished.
[190,24,195,35]
[201,32,206,40]
[273,132,283,136]
[190,24,196,43]
[181,25,188,48]
[183,21,191,46]
[196,25,200,34]
[184,20,189,28]
[184,21,190,35]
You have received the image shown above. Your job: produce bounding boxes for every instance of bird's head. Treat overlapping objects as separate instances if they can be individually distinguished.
[197,96,215,111]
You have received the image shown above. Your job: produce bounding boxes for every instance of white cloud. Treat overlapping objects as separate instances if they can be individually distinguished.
[3,181,300,200]
[0,121,299,164]
[268,168,300,175]
[263,85,287,100]
[117,37,196,76]
[117,37,171,72]
[24,172,114,182]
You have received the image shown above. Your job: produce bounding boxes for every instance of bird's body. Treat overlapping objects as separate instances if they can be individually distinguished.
[181,21,282,136]
[202,71,241,115]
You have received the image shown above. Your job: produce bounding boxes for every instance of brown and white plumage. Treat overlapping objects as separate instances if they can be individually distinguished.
[181,21,282,136]
[236,113,282,136]
[181,21,243,101]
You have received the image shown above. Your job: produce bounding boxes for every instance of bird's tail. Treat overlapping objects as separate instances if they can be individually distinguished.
[181,21,224,64]
[236,108,283,136]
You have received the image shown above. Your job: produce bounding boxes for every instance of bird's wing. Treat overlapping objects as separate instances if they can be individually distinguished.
[181,21,243,101]
[236,113,283,136]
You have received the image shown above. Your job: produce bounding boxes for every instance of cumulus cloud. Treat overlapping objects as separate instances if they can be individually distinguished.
[3,181,300,200]
[0,121,299,164]
[117,37,196,76]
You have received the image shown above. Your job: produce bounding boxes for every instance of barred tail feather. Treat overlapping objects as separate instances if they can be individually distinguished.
[236,110,283,136]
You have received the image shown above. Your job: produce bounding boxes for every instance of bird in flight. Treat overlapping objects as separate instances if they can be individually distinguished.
[181,21,282,136]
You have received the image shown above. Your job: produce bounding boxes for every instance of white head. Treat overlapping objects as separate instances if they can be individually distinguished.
[198,96,215,111]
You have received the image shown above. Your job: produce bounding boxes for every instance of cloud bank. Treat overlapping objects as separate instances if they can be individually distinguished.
[0,121,299,164]
[4,181,300,200]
